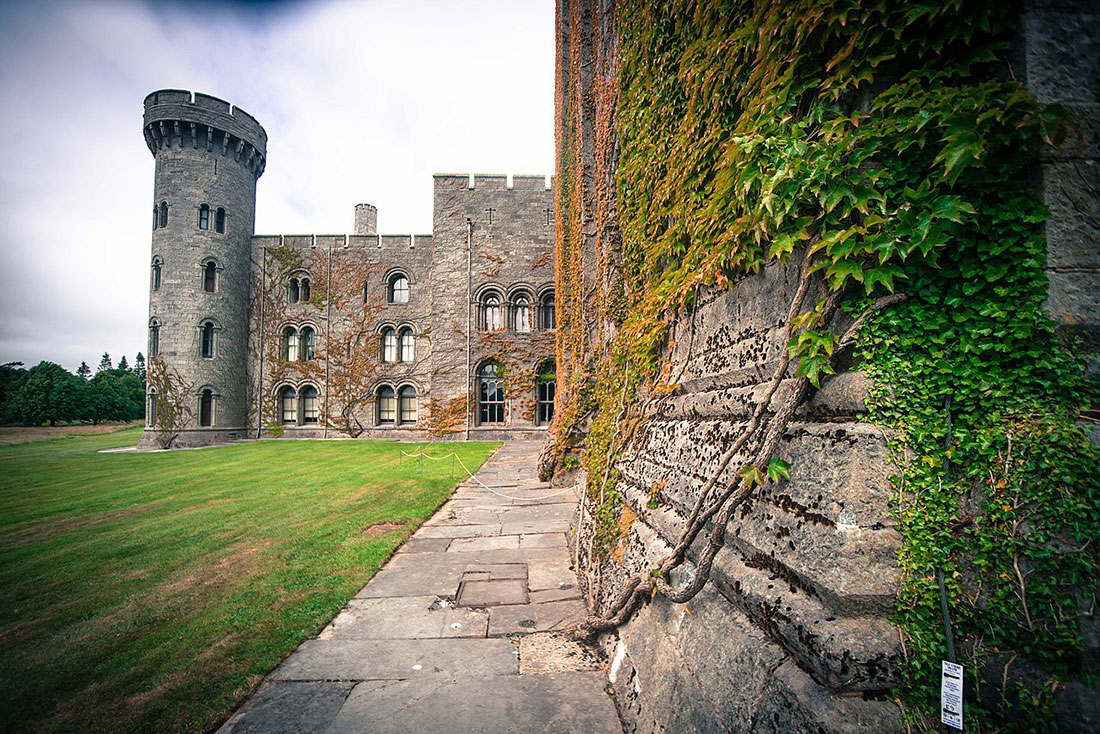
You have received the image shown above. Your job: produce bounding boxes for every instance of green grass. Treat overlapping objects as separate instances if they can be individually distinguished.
[0,430,499,732]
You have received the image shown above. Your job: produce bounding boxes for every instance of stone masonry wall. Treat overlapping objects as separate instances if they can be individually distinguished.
[431,174,557,440]
[557,2,1098,731]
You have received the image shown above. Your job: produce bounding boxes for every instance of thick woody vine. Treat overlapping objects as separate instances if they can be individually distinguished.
[555,1,1098,730]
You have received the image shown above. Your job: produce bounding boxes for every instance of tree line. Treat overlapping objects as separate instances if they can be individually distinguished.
[0,353,146,426]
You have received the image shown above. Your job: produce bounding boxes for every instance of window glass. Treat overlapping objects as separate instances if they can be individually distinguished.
[199,389,213,427]
[147,391,157,427]
[288,278,300,303]
[483,293,502,331]
[478,363,505,424]
[159,201,168,228]
[301,326,315,360]
[537,365,556,425]
[301,386,319,424]
[280,387,297,424]
[541,292,556,329]
[149,320,160,358]
[203,261,217,293]
[514,295,531,332]
[201,322,214,358]
[382,329,397,362]
[399,329,414,362]
[399,386,417,424]
[378,386,396,423]
[198,204,210,230]
[301,277,311,302]
[390,275,409,304]
[215,207,226,234]
[152,259,161,290]
[282,327,298,361]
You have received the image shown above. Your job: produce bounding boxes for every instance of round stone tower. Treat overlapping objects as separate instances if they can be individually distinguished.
[141,90,266,447]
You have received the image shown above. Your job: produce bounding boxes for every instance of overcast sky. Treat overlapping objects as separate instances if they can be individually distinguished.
[0,0,554,373]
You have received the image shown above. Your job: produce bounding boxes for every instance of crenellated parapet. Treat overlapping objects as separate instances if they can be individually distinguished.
[143,89,267,179]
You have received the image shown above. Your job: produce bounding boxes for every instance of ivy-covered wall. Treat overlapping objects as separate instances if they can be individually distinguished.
[554,0,1099,730]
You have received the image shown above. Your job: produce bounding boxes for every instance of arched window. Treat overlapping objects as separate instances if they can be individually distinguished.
[198,204,210,230]
[300,326,315,360]
[203,260,217,293]
[149,319,160,358]
[281,326,298,361]
[300,277,311,302]
[382,328,397,362]
[147,390,157,427]
[153,206,159,231]
[399,386,418,425]
[480,291,502,331]
[537,362,556,426]
[288,277,300,303]
[388,274,409,304]
[151,257,162,291]
[199,388,214,427]
[377,385,396,424]
[399,328,415,362]
[279,386,297,425]
[540,291,556,330]
[159,201,168,228]
[513,294,531,332]
[300,385,319,424]
[200,321,215,358]
[215,207,226,234]
[478,362,505,424]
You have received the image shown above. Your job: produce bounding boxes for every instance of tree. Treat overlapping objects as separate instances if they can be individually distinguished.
[7,362,83,426]
[98,353,112,372]
[0,362,27,424]
[117,355,129,372]
[134,353,146,383]
[77,361,91,380]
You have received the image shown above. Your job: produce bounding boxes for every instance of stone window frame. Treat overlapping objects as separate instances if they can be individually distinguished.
[377,383,397,425]
[197,385,217,428]
[536,359,556,426]
[151,256,162,291]
[386,270,411,305]
[398,384,418,425]
[537,285,556,331]
[148,318,161,358]
[199,318,219,360]
[476,360,506,425]
[287,270,312,304]
[159,201,168,228]
[398,326,415,362]
[507,284,536,333]
[200,256,221,294]
[215,207,227,234]
[380,326,398,363]
[198,203,211,231]
[476,285,506,332]
[277,384,298,425]
[147,388,157,427]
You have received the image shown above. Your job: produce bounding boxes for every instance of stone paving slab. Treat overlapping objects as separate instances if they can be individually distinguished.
[271,638,519,681]
[326,672,617,734]
[218,442,620,733]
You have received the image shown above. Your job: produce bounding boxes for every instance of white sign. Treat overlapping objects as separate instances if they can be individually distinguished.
[941,660,964,730]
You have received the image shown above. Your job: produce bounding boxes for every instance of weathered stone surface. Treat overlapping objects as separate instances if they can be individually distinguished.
[517,631,604,674]
[1021,10,1100,104]
[317,596,488,640]
[326,673,618,734]
[217,681,354,734]
[1042,161,1100,269]
[457,579,529,607]
[270,638,519,681]
[487,599,587,636]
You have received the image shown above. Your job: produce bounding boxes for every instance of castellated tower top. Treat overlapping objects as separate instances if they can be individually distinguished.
[142,89,267,179]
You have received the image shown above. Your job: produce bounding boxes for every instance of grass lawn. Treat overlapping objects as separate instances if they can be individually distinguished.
[0,429,499,732]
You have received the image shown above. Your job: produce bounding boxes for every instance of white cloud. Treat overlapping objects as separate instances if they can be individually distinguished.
[0,0,554,371]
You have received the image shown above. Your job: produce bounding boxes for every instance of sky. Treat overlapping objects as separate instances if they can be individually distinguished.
[0,0,555,373]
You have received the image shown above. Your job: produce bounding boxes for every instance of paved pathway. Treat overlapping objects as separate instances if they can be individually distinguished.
[219,442,622,733]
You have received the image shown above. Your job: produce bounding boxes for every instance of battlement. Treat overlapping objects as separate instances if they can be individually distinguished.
[434,173,553,191]
[252,233,434,251]
[143,89,267,178]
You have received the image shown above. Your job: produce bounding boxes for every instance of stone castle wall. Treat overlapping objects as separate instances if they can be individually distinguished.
[556,1,1099,731]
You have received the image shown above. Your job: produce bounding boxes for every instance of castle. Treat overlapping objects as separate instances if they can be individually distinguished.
[140,89,555,447]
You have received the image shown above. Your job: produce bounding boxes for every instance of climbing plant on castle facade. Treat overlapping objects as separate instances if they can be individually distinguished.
[555,0,1098,729]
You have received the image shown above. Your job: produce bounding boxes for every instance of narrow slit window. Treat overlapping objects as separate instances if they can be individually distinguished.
[159,201,168,228]
[199,389,214,427]
[198,204,210,230]
[215,207,226,234]
[203,260,217,293]
[200,321,215,358]
[152,258,162,291]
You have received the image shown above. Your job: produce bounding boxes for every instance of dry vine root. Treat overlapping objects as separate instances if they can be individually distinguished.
[567,251,906,639]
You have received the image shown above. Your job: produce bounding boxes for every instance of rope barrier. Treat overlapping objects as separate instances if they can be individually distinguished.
[398,448,579,501]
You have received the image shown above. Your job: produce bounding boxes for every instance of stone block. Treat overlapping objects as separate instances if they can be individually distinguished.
[1022,11,1100,103]
[457,578,528,606]
[216,681,354,734]
[487,599,588,636]
[1042,160,1100,269]
[270,638,518,681]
